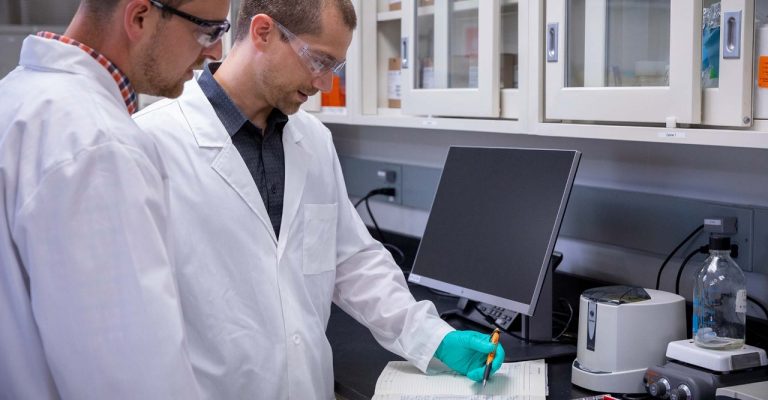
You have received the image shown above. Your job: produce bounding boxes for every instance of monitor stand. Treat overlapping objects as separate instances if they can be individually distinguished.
[439,252,576,362]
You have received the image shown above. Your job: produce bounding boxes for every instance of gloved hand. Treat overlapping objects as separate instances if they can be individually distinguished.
[433,330,505,381]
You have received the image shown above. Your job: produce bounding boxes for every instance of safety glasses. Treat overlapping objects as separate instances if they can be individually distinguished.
[271,19,346,77]
[149,0,231,47]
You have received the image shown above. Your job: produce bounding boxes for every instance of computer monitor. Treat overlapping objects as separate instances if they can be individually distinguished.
[408,146,580,318]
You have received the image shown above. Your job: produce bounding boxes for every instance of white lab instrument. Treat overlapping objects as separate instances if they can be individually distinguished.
[667,339,767,372]
[571,286,686,394]
[645,340,768,399]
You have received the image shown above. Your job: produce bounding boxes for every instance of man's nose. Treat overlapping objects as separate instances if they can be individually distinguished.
[312,71,334,93]
[202,40,224,61]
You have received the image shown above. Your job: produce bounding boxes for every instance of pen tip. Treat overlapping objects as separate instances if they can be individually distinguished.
[482,379,487,387]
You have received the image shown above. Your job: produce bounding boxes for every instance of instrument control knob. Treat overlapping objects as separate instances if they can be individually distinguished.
[670,385,692,400]
[648,378,671,398]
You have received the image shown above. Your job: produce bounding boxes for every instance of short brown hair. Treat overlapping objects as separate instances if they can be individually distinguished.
[233,0,356,42]
[82,0,192,19]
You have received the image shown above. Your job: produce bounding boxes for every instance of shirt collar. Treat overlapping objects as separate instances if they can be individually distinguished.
[37,31,138,115]
[198,63,249,137]
[199,63,289,137]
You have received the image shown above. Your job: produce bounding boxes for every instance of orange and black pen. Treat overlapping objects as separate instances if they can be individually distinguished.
[482,328,501,387]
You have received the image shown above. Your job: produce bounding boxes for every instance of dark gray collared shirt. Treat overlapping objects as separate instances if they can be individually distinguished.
[198,63,288,238]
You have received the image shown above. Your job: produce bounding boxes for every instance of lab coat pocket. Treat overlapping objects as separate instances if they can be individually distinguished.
[302,203,338,274]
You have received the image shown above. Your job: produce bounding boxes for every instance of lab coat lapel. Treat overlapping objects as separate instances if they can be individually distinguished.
[179,78,278,244]
[278,121,309,257]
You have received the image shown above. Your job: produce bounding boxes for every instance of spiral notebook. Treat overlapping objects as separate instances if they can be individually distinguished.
[371,359,548,400]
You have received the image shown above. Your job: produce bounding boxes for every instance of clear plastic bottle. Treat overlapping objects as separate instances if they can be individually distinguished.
[693,236,747,350]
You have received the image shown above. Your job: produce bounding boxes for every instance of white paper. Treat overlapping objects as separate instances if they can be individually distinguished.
[372,360,548,400]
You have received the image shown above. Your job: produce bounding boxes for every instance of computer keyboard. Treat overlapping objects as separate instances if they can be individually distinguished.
[476,303,518,331]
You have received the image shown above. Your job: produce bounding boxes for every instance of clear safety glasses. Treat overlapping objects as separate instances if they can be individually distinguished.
[149,0,231,48]
[271,19,346,77]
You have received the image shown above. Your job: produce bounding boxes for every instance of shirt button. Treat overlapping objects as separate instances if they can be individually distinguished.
[293,334,301,345]
[271,184,277,194]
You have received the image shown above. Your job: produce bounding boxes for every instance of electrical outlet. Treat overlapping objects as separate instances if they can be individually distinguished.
[339,156,402,205]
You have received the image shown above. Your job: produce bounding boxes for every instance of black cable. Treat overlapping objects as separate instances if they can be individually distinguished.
[353,193,372,208]
[553,298,574,341]
[748,296,768,319]
[383,243,406,266]
[364,196,387,244]
[675,246,708,295]
[656,224,704,290]
[352,188,407,270]
[353,187,395,208]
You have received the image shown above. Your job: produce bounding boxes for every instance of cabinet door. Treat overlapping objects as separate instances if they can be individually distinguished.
[500,0,525,119]
[702,0,755,127]
[401,0,501,117]
[545,0,701,125]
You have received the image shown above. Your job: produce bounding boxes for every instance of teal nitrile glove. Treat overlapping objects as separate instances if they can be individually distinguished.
[434,330,505,381]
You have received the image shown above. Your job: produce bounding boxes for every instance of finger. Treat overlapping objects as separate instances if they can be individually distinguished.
[466,365,485,382]
[458,332,496,354]
[490,344,505,373]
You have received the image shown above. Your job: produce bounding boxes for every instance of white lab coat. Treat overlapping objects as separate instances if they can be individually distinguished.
[0,36,201,399]
[132,77,454,399]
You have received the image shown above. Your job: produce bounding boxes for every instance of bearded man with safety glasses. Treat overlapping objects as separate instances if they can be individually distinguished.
[133,0,504,398]
[0,0,230,399]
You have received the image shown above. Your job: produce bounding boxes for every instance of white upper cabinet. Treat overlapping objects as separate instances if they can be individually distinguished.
[400,0,501,117]
[545,0,701,126]
[359,0,527,120]
[545,0,755,128]
[702,0,755,127]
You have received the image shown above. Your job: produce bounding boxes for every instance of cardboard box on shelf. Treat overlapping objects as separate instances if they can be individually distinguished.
[501,53,518,89]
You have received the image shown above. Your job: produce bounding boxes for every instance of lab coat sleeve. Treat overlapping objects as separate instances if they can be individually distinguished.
[328,142,454,373]
[10,142,201,400]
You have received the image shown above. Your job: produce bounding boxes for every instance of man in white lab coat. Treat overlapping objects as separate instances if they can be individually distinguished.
[0,0,230,398]
[133,0,505,398]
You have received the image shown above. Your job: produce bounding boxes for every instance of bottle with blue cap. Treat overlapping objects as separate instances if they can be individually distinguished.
[692,235,746,350]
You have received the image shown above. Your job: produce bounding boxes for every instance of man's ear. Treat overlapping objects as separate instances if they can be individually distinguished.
[124,0,154,42]
[250,14,276,50]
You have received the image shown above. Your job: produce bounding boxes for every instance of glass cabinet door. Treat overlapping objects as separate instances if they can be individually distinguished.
[500,0,524,119]
[401,0,501,117]
[702,0,754,127]
[545,0,701,125]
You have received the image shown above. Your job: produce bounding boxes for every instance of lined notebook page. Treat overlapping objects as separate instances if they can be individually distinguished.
[371,359,548,400]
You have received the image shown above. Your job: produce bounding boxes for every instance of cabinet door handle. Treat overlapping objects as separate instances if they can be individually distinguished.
[723,11,742,59]
[546,23,559,63]
[401,37,410,69]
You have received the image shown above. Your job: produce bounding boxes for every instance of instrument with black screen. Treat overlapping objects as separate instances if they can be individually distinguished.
[408,146,580,322]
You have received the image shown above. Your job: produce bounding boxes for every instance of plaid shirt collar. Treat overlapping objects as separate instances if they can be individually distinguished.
[37,31,138,114]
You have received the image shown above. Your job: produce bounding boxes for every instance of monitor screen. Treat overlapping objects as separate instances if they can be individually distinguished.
[408,146,580,316]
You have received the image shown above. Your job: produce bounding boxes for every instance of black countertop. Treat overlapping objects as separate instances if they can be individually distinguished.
[328,284,596,400]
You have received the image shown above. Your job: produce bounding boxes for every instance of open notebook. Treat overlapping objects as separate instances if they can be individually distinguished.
[372,359,548,400]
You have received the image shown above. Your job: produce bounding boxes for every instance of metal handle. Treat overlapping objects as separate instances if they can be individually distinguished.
[546,23,559,63]
[401,37,409,69]
[723,11,742,59]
